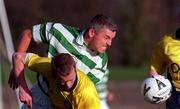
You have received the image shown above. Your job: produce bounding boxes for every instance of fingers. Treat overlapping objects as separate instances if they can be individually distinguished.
[8,76,18,90]
[20,95,32,109]
[19,87,32,109]
[28,99,32,109]
[22,100,32,109]
[8,70,19,90]
[8,71,13,85]
[8,73,12,87]
[12,79,19,90]
[8,72,14,88]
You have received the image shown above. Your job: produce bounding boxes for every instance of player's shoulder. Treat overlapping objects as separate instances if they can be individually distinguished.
[52,23,79,31]
[157,35,175,49]
[52,23,81,38]
[74,70,96,93]
[163,35,180,55]
[77,70,93,84]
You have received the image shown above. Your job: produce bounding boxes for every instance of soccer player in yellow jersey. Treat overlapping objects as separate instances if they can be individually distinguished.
[149,27,180,109]
[11,52,100,109]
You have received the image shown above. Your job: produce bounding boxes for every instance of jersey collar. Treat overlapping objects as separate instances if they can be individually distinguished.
[75,29,86,46]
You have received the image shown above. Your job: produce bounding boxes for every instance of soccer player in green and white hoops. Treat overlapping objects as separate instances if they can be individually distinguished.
[8,14,117,109]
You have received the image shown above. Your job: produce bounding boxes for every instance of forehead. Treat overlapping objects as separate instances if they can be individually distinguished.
[58,68,76,81]
[98,27,116,38]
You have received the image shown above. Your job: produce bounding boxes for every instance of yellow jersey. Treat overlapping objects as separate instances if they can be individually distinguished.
[25,53,100,109]
[151,34,180,91]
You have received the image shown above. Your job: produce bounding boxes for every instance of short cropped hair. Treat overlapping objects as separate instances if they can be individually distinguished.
[51,53,75,77]
[175,27,180,39]
[90,14,117,32]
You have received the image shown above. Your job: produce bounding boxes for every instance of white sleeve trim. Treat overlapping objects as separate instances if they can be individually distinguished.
[32,25,42,43]
[24,53,34,64]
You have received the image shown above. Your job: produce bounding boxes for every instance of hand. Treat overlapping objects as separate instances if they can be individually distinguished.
[19,86,32,109]
[8,69,19,90]
[107,91,114,102]
[149,70,158,77]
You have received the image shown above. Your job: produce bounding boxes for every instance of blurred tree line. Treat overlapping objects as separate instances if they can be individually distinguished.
[4,0,180,66]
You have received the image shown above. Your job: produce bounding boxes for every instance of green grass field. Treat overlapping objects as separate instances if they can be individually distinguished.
[109,65,149,81]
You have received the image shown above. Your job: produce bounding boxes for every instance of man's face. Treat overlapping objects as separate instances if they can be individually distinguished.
[88,27,116,53]
[56,66,76,91]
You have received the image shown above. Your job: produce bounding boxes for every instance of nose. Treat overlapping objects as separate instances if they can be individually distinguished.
[66,82,72,89]
[107,39,112,46]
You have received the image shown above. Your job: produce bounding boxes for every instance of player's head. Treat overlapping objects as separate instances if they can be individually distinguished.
[175,27,180,40]
[85,14,117,53]
[51,53,76,91]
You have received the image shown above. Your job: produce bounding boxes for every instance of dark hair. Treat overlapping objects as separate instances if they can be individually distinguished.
[90,14,117,32]
[175,27,180,39]
[51,53,75,77]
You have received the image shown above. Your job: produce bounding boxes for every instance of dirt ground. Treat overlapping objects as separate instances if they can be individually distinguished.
[108,80,165,109]
[3,80,165,109]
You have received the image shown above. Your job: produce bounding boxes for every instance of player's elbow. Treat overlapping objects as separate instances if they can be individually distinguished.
[21,29,32,39]
[12,52,25,62]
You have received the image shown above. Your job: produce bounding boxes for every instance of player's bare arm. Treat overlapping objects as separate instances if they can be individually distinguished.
[16,29,32,52]
[8,29,32,89]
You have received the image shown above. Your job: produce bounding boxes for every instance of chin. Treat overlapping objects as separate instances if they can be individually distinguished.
[98,50,106,53]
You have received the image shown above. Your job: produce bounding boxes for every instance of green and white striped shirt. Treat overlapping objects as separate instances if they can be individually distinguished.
[32,22,109,99]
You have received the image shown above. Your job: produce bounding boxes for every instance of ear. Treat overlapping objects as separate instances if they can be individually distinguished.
[73,63,76,69]
[72,64,77,74]
[88,28,96,38]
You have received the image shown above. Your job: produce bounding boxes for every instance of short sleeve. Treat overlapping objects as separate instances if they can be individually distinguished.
[32,22,53,43]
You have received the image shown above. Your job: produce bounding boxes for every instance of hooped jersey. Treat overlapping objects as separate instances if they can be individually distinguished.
[151,34,180,91]
[25,53,100,109]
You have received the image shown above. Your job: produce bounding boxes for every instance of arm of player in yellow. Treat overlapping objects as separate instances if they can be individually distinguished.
[25,53,51,77]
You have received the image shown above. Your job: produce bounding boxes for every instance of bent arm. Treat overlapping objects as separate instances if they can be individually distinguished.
[8,29,32,89]
[148,43,167,76]
[12,52,27,87]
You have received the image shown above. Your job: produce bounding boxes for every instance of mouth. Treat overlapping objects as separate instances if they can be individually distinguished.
[100,47,107,52]
[103,46,108,50]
